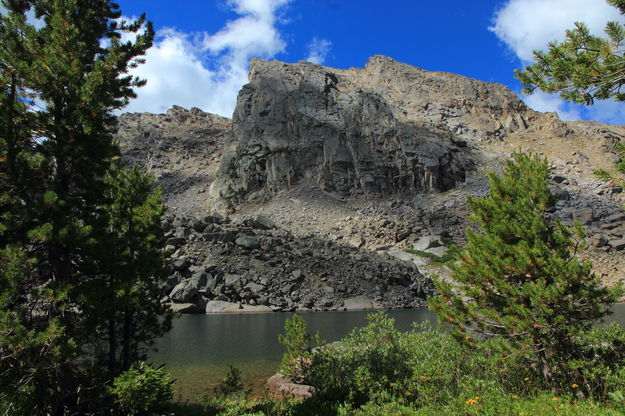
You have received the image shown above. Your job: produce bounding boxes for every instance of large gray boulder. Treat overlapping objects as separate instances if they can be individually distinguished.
[343,295,378,311]
[169,280,198,303]
[205,300,272,313]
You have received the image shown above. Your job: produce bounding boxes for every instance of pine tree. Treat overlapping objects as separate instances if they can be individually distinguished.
[516,0,625,180]
[0,1,164,414]
[85,163,172,373]
[429,152,623,386]
[516,0,625,105]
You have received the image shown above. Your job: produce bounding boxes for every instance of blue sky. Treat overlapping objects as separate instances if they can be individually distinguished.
[117,0,625,125]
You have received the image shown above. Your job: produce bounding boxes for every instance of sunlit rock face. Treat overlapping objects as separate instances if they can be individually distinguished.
[211,56,496,203]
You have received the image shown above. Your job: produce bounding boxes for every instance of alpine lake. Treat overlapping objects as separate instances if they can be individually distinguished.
[149,305,625,401]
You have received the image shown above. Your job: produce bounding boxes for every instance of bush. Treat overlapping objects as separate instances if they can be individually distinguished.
[279,314,322,382]
[200,396,294,416]
[306,312,415,406]
[213,365,246,398]
[563,324,625,399]
[304,311,591,410]
[349,393,621,416]
[305,312,527,408]
[108,361,174,416]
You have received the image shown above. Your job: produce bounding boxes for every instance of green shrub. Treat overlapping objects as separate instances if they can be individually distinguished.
[594,168,615,181]
[201,396,294,416]
[108,361,173,416]
[349,393,621,416]
[279,314,322,382]
[307,312,415,406]
[563,324,625,399]
[305,312,561,410]
[213,365,247,398]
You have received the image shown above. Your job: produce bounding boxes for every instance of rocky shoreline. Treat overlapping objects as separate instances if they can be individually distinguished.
[162,212,435,314]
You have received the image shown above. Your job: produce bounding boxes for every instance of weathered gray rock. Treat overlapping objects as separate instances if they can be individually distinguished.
[171,257,190,271]
[386,250,430,268]
[169,302,200,313]
[425,246,449,257]
[412,235,443,252]
[266,373,314,399]
[205,300,272,313]
[343,295,377,310]
[224,273,242,287]
[174,227,192,239]
[246,282,266,293]
[204,230,238,243]
[573,208,594,225]
[169,280,198,303]
[235,235,260,249]
[605,213,625,223]
[245,215,275,230]
[210,57,475,205]
[609,239,625,250]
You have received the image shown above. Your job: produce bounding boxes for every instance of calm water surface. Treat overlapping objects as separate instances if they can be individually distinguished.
[150,309,434,400]
[150,305,625,401]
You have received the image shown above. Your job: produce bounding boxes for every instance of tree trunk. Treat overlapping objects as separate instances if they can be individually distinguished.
[108,317,117,373]
[122,309,132,370]
[5,78,17,184]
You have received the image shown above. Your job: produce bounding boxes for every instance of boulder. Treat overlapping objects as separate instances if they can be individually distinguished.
[171,257,190,272]
[609,239,625,251]
[424,246,449,257]
[245,215,275,230]
[343,295,377,311]
[174,226,191,239]
[203,230,238,243]
[235,235,260,249]
[573,208,594,225]
[266,373,313,399]
[169,302,200,313]
[224,273,242,287]
[205,300,272,313]
[412,235,443,252]
[386,250,429,268]
[246,282,266,294]
[169,280,198,303]
[605,213,625,223]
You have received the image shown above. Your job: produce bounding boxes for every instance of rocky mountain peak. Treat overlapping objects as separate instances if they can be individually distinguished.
[117,56,625,313]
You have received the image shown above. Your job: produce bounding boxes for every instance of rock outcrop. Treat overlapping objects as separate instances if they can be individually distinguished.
[117,105,231,215]
[116,55,625,312]
[210,57,476,208]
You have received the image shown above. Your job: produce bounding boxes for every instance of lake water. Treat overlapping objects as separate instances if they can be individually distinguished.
[150,309,435,400]
[150,305,625,401]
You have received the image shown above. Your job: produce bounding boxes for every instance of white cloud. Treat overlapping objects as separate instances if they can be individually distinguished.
[305,37,332,65]
[586,100,625,125]
[522,91,581,121]
[491,0,624,62]
[124,0,291,117]
[491,0,625,124]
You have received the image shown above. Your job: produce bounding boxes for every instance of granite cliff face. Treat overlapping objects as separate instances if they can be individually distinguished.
[211,57,477,207]
[117,56,625,313]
